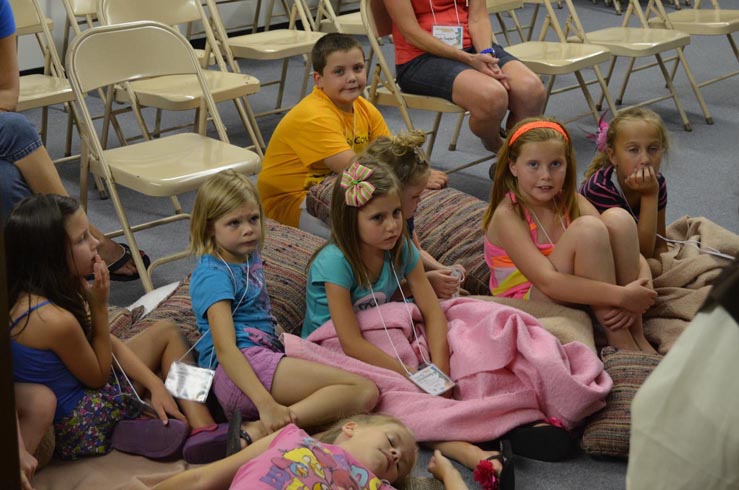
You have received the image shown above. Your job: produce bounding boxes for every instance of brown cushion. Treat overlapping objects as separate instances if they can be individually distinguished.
[414,188,489,295]
[581,347,663,458]
[307,177,490,295]
[118,220,324,348]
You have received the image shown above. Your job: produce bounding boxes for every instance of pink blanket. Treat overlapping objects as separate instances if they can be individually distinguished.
[284,297,612,443]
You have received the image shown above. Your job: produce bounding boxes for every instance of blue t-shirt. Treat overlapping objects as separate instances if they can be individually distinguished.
[302,238,420,337]
[190,252,279,369]
[0,0,15,39]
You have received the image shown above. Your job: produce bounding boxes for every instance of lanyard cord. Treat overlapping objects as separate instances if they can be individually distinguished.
[111,353,147,404]
[428,0,461,26]
[528,206,566,246]
[610,172,733,261]
[366,253,431,376]
[174,256,252,369]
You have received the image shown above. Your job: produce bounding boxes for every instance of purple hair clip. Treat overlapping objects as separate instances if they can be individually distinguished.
[586,111,609,153]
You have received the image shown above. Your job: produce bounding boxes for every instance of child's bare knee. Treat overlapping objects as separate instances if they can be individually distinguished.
[601,207,636,235]
[571,215,609,243]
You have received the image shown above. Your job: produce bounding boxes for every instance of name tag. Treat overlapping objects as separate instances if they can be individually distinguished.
[432,25,464,49]
[409,363,456,396]
[165,361,215,403]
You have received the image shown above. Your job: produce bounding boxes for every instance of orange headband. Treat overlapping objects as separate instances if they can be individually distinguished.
[508,121,569,146]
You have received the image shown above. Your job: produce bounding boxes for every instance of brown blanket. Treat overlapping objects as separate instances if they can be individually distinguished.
[645,216,739,353]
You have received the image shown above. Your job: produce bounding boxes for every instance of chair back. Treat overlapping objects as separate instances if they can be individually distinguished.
[68,0,96,15]
[10,0,65,73]
[67,21,201,93]
[98,0,200,27]
[10,0,48,35]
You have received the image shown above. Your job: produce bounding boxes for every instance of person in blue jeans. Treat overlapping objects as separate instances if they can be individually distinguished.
[0,0,143,279]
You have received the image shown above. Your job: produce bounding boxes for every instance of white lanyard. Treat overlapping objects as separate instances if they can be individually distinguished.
[528,206,566,246]
[367,256,455,396]
[610,171,733,261]
[428,0,462,26]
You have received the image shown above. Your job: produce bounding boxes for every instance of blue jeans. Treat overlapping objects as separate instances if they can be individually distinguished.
[0,112,43,224]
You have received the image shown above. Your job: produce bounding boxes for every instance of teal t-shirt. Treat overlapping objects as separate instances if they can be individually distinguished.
[302,239,420,338]
[190,253,279,368]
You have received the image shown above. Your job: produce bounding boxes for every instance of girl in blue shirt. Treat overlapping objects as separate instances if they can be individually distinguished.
[188,170,378,449]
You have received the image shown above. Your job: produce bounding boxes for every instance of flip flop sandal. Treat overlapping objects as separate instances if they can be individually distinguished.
[108,243,151,282]
[474,439,515,490]
[182,422,230,464]
[226,411,253,457]
[111,418,188,460]
[504,421,575,462]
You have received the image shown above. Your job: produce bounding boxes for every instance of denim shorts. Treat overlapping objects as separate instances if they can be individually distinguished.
[396,44,518,102]
[212,346,285,421]
[0,112,43,223]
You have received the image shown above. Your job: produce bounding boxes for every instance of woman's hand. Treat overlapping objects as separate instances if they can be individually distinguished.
[149,383,187,425]
[259,401,295,433]
[625,165,659,196]
[84,254,110,309]
[468,52,510,89]
[620,278,657,314]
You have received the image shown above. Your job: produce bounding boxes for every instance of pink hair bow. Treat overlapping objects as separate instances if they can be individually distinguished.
[341,162,375,207]
[586,111,609,153]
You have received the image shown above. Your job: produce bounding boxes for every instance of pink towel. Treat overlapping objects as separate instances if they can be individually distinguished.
[284,297,611,443]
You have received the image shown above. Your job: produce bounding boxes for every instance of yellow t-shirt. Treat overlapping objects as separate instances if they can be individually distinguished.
[258,87,390,227]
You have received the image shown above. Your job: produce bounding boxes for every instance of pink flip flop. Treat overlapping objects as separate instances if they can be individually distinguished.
[111,418,188,460]
[182,423,230,464]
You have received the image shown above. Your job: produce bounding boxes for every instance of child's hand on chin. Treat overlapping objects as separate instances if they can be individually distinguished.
[84,254,110,307]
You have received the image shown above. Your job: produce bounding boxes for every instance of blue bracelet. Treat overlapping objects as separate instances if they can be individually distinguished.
[480,47,496,56]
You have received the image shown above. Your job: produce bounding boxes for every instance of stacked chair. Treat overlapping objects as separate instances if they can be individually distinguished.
[65,20,261,291]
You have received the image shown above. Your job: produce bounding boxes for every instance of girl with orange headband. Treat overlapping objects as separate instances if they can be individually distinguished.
[483,117,658,353]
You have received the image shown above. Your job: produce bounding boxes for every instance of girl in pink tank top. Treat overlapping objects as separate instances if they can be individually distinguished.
[483,117,658,353]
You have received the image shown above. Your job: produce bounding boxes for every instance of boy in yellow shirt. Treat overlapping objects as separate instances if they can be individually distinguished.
[258,33,446,234]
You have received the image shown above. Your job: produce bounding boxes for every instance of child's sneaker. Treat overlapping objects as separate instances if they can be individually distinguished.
[182,423,230,464]
[111,418,188,460]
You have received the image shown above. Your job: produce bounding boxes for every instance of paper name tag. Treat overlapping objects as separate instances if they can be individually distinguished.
[409,363,456,396]
[165,361,215,403]
[432,25,464,49]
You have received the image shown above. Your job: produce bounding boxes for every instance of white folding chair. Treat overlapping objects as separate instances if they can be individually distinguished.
[11,0,77,165]
[98,0,265,154]
[204,0,325,118]
[564,0,712,130]
[66,21,261,291]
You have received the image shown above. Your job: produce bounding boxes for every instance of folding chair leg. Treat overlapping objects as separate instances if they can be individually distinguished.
[79,144,89,210]
[107,185,155,292]
[593,64,618,117]
[425,112,443,159]
[64,102,75,158]
[153,108,164,138]
[676,48,712,124]
[449,112,466,151]
[655,53,691,131]
[233,97,265,157]
[40,106,49,145]
[300,56,312,99]
[596,57,618,111]
[616,57,636,106]
[575,70,601,123]
[275,58,290,110]
[170,195,183,214]
[543,75,556,114]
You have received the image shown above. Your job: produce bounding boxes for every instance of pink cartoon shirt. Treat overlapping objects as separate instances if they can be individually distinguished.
[229,424,396,490]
